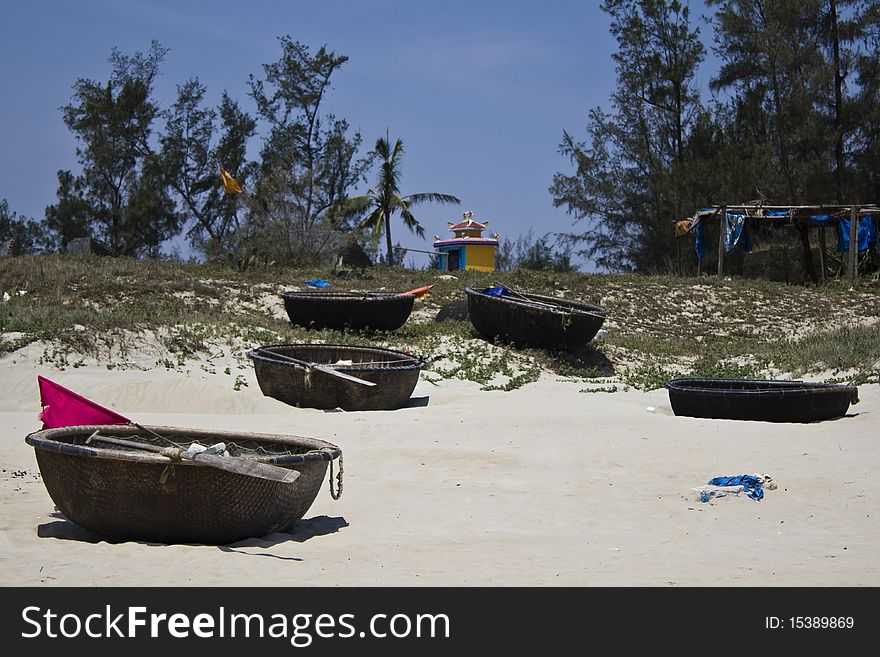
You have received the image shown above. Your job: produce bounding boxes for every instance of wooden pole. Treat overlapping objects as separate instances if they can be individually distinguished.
[717,206,726,277]
[847,205,859,285]
[817,226,827,285]
[676,238,681,276]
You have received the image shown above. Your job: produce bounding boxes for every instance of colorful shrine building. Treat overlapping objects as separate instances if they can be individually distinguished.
[432,212,499,272]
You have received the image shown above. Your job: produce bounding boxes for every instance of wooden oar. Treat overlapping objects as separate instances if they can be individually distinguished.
[255,347,377,387]
[844,353,880,388]
[85,432,301,485]
[497,283,608,320]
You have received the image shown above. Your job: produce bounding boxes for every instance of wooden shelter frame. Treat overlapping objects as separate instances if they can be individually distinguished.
[678,203,879,285]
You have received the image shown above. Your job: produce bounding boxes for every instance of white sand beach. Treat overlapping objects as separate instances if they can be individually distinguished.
[1,354,878,587]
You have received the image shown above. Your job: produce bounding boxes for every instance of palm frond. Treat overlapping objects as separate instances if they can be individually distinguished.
[390,138,405,161]
[359,206,384,228]
[360,208,386,248]
[398,202,426,238]
[333,194,375,221]
[404,192,461,206]
[373,136,391,160]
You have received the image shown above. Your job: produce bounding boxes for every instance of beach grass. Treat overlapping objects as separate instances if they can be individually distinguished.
[1,254,878,389]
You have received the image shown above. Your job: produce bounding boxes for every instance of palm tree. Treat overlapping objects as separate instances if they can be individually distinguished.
[341,133,460,266]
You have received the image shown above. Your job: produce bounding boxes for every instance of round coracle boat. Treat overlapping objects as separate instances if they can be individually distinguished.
[464,286,608,350]
[25,424,342,544]
[281,291,415,331]
[666,378,859,423]
[248,343,424,411]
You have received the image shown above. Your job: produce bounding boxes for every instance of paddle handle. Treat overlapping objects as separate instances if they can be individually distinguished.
[311,362,378,386]
[255,348,377,387]
[86,433,300,485]
[492,283,608,320]
[845,354,880,387]
[86,432,166,455]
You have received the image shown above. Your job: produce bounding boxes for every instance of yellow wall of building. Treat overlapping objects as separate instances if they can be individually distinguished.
[466,245,495,272]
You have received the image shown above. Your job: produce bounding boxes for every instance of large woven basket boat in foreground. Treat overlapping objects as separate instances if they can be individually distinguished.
[666,378,859,423]
[282,291,416,331]
[25,424,341,544]
[464,286,608,350]
[249,343,424,411]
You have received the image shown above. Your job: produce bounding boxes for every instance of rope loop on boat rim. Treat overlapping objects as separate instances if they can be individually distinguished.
[156,446,184,484]
[327,450,343,500]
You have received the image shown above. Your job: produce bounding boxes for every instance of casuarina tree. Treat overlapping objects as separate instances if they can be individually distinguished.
[551,0,705,272]
[161,80,257,257]
[246,37,373,265]
[47,40,180,257]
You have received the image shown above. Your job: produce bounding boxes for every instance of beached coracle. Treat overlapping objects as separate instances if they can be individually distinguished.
[464,286,608,350]
[249,343,424,410]
[25,424,342,544]
[282,291,416,331]
[666,378,859,423]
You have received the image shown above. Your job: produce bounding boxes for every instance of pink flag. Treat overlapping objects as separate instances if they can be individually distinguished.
[38,376,131,429]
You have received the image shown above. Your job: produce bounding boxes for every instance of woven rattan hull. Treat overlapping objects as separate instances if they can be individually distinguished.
[464,287,608,350]
[666,378,858,423]
[282,291,415,331]
[26,425,341,544]
[249,343,423,410]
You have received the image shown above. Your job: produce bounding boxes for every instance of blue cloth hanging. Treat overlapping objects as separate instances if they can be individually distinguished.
[694,222,708,261]
[837,215,877,253]
[724,211,752,253]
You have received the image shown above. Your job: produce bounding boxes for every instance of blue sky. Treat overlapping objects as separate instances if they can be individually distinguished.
[0,0,718,269]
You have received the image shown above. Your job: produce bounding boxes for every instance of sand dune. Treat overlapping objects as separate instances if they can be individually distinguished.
[1,356,877,586]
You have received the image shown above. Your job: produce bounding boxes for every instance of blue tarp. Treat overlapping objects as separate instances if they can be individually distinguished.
[724,211,752,253]
[304,279,332,288]
[484,285,511,297]
[705,474,765,501]
[690,208,879,262]
[694,222,708,261]
[836,215,877,253]
[694,212,751,261]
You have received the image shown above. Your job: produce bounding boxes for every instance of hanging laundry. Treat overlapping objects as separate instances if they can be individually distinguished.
[674,219,693,238]
[836,215,877,253]
[724,211,752,253]
[694,222,708,261]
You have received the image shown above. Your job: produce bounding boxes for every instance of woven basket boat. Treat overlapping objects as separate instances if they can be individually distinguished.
[282,291,416,331]
[249,343,424,411]
[666,378,859,423]
[464,286,608,350]
[25,424,341,544]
